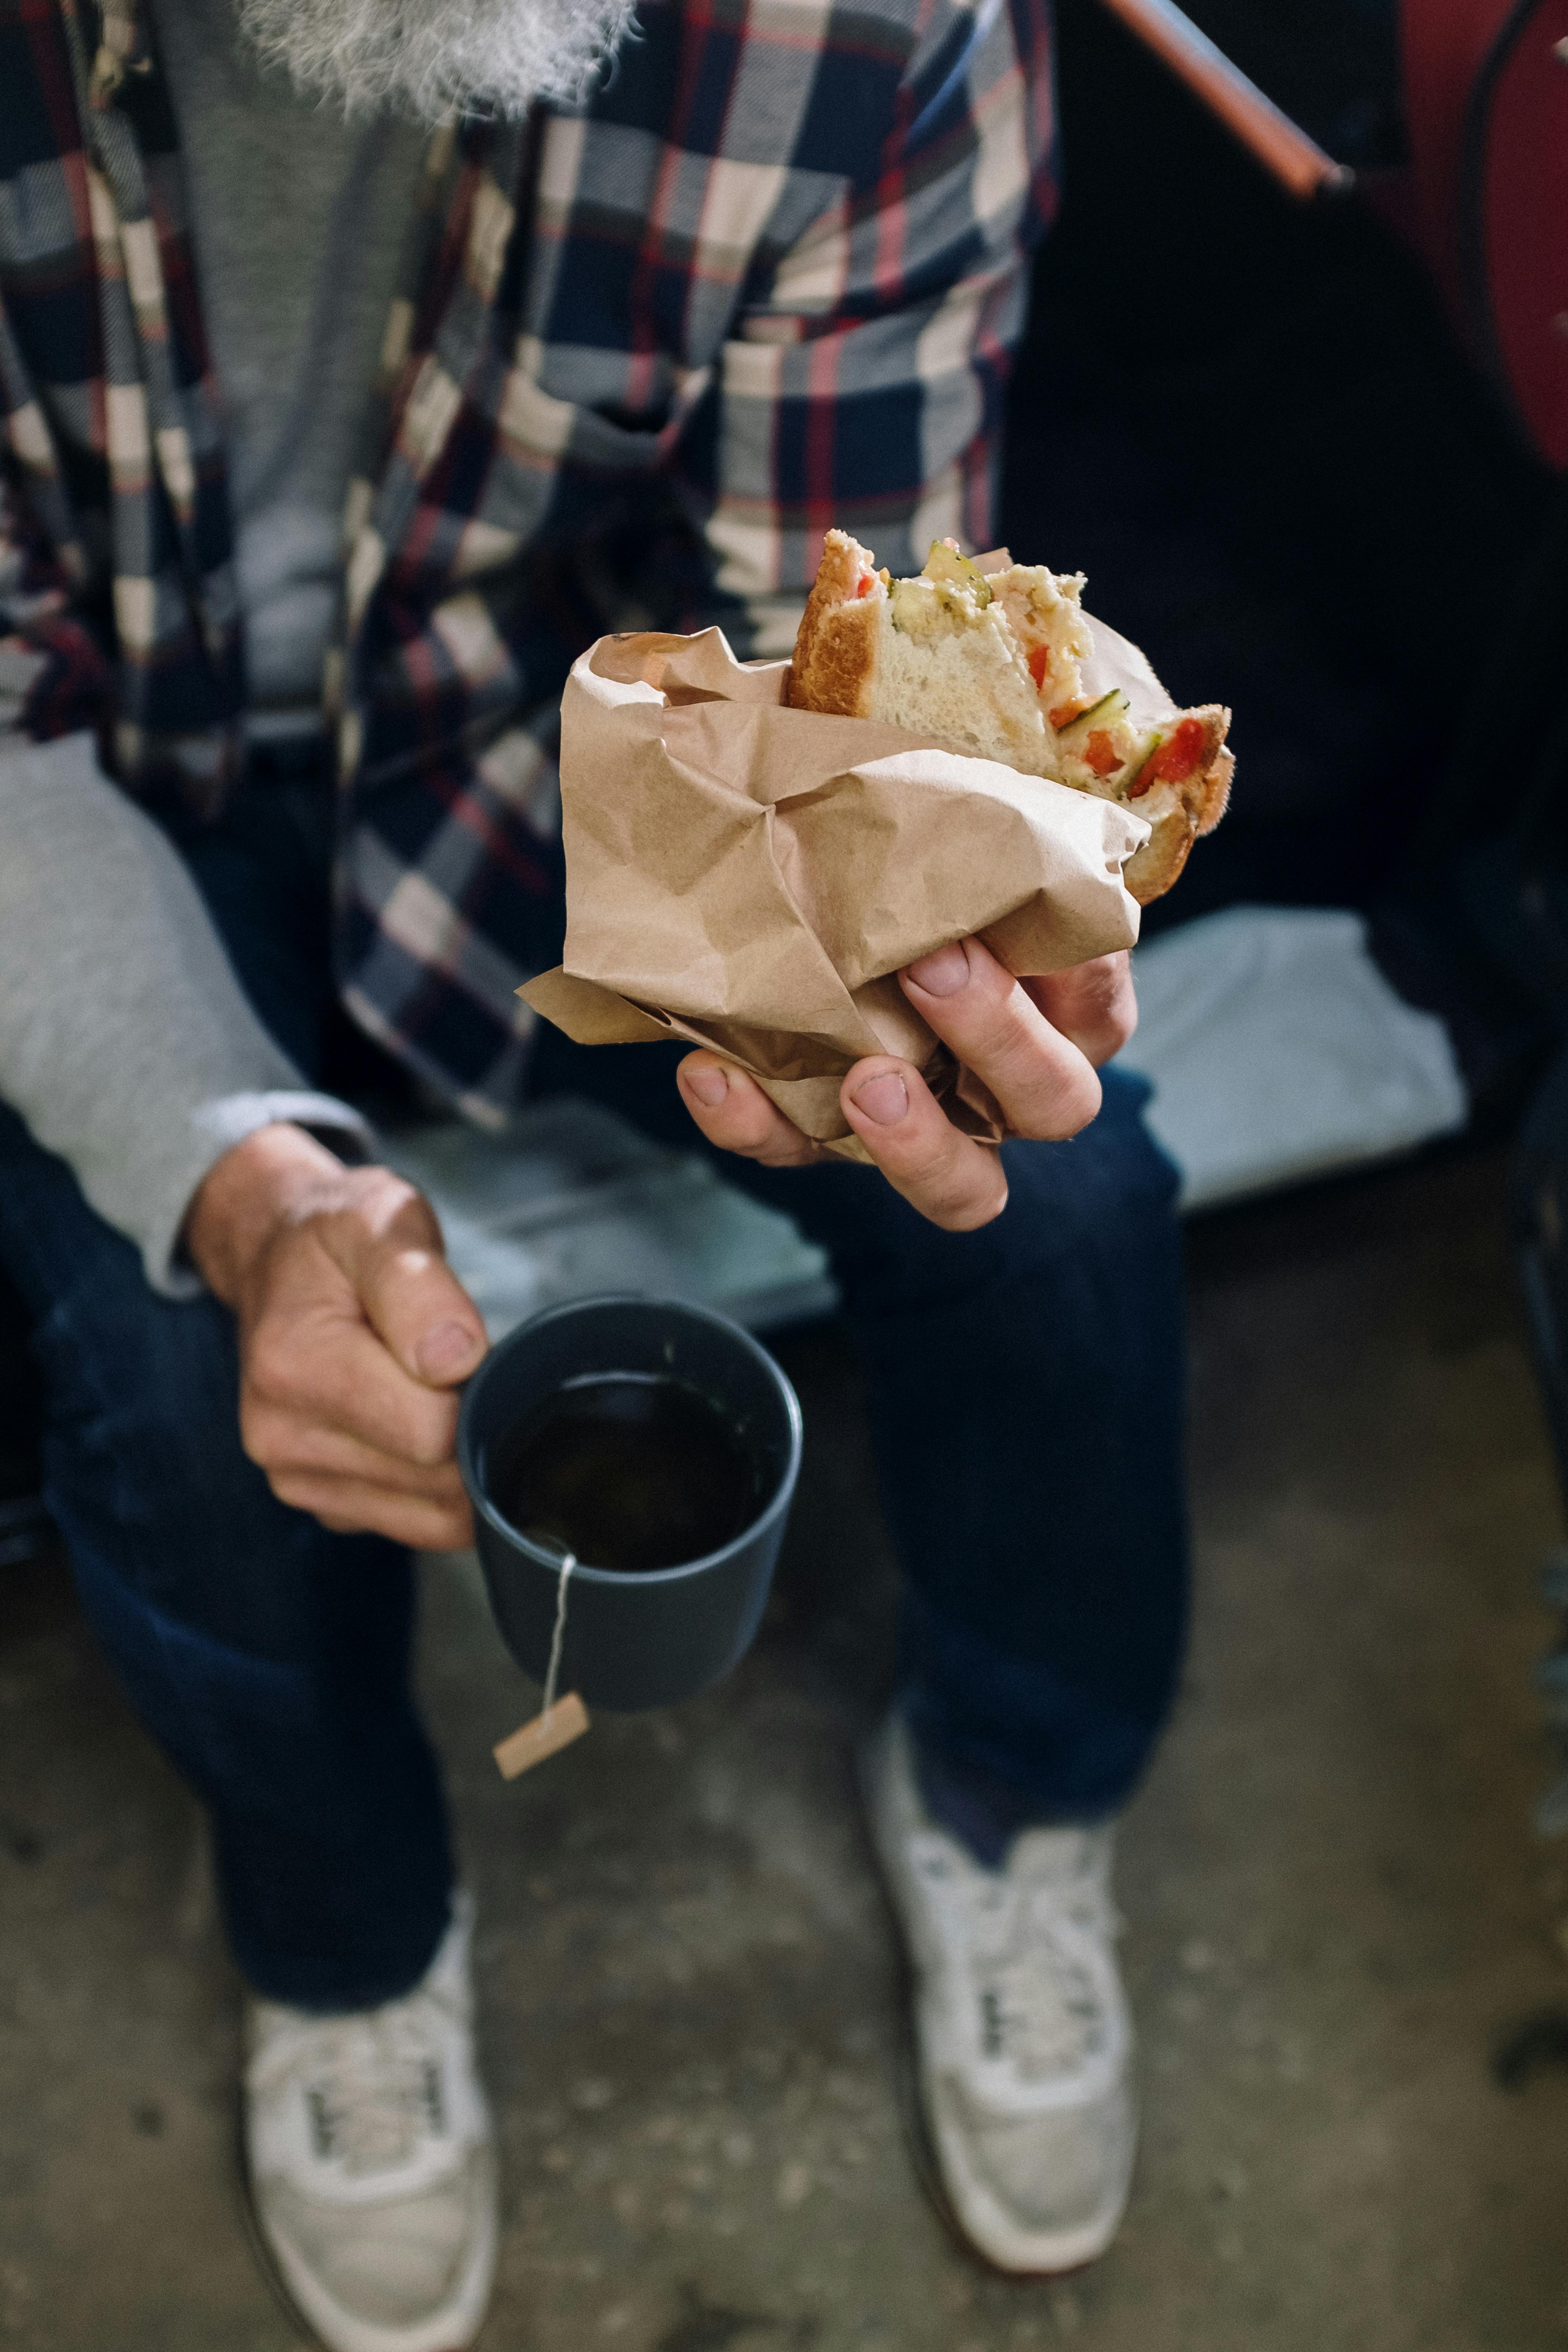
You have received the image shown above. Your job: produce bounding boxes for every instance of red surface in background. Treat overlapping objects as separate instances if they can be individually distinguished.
[1401,0,1568,469]
[1401,0,1515,316]
[1479,0,1568,468]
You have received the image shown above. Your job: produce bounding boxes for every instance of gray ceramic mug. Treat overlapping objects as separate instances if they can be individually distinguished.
[457,1295,803,1711]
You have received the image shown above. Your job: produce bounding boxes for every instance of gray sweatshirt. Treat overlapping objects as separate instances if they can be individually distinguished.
[0,733,372,1296]
[0,8,425,1293]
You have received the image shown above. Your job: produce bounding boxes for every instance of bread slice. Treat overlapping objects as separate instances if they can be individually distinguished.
[788,530,1232,904]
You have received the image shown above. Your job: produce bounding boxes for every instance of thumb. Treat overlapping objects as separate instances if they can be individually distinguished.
[328,1184,488,1387]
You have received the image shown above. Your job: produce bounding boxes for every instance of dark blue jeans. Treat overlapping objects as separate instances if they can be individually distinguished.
[0,778,1188,2007]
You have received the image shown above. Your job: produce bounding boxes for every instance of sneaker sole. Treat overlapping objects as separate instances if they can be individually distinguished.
[237,2096,338,2349]
[235,2098,492,2352]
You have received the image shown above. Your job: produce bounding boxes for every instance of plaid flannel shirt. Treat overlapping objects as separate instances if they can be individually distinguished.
[0,0,1056,1122]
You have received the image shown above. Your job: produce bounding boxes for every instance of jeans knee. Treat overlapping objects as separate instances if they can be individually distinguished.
[30,1258,317,1650]
[998,1067,1180,1267]
[33,1260,241,1481]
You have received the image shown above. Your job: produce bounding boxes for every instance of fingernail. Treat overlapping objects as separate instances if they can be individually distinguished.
[850,1072,909,1127]
[904,942,970,998]
[684,1065,728,1107]
[419,1319,481,1379]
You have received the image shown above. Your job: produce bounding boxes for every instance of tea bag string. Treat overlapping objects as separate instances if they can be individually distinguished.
[540,1544,577,1716]
[492,1539,588,1781]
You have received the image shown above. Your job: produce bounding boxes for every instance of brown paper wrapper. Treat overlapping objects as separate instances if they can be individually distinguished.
[520,629,1148,1159]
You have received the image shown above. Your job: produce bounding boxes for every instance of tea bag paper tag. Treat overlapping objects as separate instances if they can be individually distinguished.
[494,1545,590,1779]
[494,1692,589,1778]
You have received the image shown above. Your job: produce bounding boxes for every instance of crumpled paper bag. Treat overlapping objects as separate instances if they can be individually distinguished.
[520,627,1148,1160]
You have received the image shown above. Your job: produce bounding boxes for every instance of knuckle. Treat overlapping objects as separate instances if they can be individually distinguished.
[348,1169,439,1247]
[717,1096,800,1160]
[238,1398,285,1471]
[405,1410,458,1471]
[245,1323,297,1402]
[884,1116,1007,1228]
[933,1169,1009,1231]
[947,985,1014,1057]
[1058,1066,1104,1134]
[729,1096,785,1151]
[363,1165,421,1213]
[973,951,1018,1012]
[307,1368,356,1432]
[1015,1060,1102,1142]
[270,1470,323,1515]
[898,1132,972,1206]
[719,1116,771,1159]
[977,985,1047,1068]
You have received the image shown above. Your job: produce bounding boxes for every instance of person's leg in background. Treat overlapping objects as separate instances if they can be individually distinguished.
[525,1026,1188,2271]
[0,761,494,2352]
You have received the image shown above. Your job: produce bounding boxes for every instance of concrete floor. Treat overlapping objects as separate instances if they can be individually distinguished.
[5,1147,1568,2350]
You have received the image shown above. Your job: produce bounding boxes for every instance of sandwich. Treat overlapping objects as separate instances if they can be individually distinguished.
[787,528,1233,904]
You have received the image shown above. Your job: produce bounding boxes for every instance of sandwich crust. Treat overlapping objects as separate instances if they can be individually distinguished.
[1125,811,1196,902]
[787,528,880,718]
[1195,742,1234,836]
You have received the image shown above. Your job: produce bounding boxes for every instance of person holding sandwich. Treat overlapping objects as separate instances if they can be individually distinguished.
[0,0,1189,2338]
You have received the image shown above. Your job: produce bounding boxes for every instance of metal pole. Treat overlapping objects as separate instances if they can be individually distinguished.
[1094,0,1355,200]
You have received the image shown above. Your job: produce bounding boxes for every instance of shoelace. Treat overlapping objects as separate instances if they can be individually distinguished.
[258,2004,454,2181]
[962,1859,1117,2084]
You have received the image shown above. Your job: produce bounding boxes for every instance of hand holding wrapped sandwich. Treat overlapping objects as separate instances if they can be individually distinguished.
[674,933,1138,1229]
[521,532,1232,1229]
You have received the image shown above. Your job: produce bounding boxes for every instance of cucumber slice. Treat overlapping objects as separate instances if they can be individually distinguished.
[888,579,921,633]
[1054,688,1127,737]
[1127,731,1166,799]
[922,539,993,607]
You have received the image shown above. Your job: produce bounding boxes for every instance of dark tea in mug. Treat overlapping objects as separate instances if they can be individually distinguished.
[489,1371,766,1574]
[460,1295,802,1708]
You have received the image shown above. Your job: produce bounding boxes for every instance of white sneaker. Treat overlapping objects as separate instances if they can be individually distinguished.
[242,1896,499,2352]
[861,1716,1137,2274]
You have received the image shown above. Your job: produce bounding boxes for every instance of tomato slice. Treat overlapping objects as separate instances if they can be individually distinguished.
[1083,729,1122,778]
[1028,644,1051,690]
[853,573,876,599]
[1049,699,1088,731]
[1150,715,1207,784]
[1129,715,1209,798]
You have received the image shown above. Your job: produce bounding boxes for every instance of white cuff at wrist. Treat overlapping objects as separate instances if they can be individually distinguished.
[151,1092,379,1300]
[188,1089,376,1160]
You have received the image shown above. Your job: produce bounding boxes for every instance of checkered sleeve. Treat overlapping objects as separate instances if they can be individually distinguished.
[0,438,109,747]
[697,0,1056,656]
[0,477,51,739]
[0,9,111,744]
